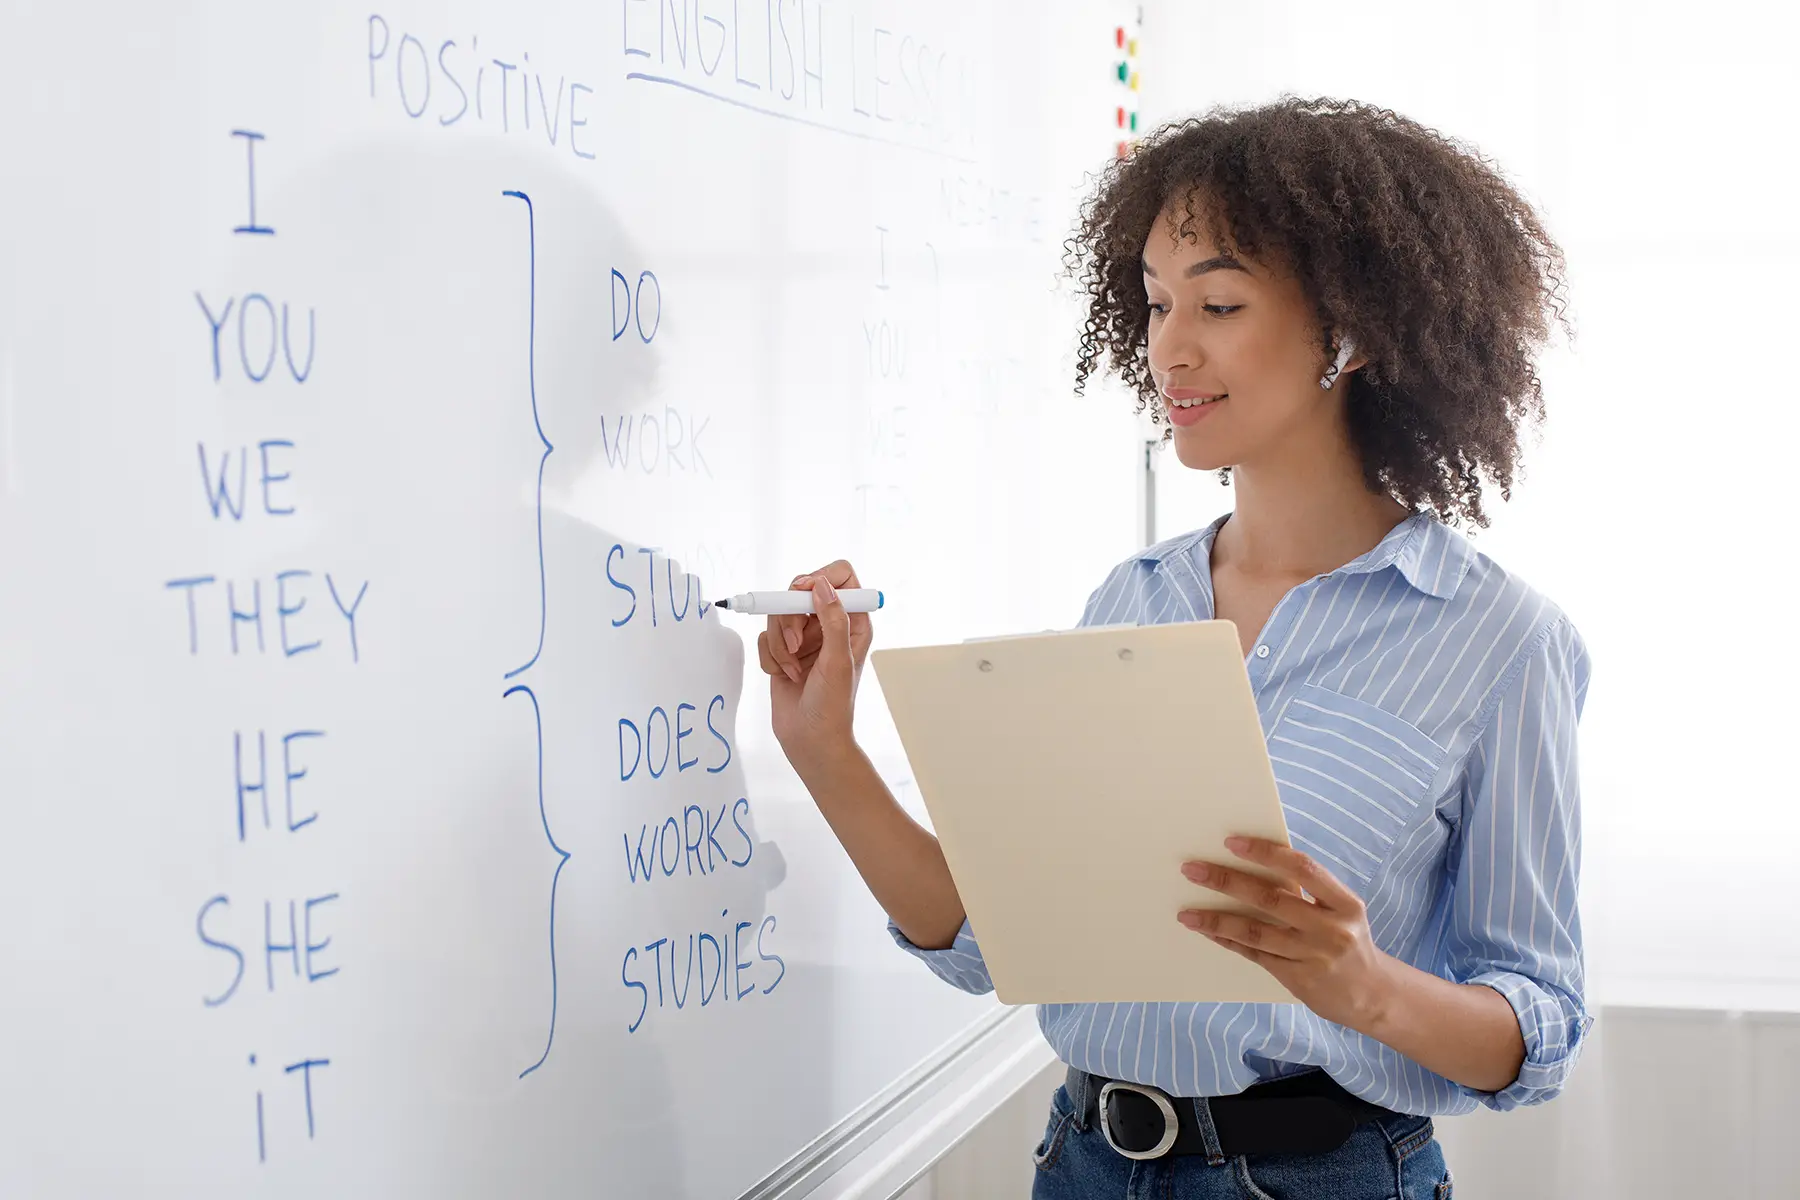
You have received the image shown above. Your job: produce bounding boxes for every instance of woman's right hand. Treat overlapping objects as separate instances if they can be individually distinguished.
[757,559,874,777]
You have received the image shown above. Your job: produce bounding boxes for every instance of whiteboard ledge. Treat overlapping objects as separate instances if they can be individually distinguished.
[740,1005,1056,1200]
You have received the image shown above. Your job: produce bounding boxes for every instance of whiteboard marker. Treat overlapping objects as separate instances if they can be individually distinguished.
[714,589,884,615]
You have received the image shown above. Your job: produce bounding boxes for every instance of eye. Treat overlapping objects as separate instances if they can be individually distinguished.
[1147,301,1169,317]
[1203,304,1242,316]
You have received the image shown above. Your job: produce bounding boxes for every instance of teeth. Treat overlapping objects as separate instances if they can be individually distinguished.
[1171,394,1226,408]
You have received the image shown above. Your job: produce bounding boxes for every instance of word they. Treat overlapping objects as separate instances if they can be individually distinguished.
[165,572,368,661]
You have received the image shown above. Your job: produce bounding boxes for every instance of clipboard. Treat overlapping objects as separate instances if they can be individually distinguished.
[870,621,1299,1006]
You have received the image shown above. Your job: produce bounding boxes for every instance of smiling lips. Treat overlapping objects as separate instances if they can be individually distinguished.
[1162,387,1227,427]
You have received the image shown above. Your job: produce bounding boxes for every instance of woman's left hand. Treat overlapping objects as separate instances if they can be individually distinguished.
[1179,836,1396,1033]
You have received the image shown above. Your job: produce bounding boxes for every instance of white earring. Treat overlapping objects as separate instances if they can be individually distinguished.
[1321,337,1356,390]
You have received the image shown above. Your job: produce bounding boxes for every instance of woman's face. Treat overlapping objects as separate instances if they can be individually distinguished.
[1141,200,1351,473]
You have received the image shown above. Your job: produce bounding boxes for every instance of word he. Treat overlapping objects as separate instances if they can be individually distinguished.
[607,545,713,629]
[622,797,756,884]
[618,695,732,780]
[621,913,786,1032]
[232,729,325,841]
[164,572,368,661]
[367,15,597,160]
[598,406,713,477]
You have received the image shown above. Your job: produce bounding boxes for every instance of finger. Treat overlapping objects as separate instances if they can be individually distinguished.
[847,608,874,664]
[764,615,802,685]
[1180,861,1321,930]
[789,561,862,653]
[806,561,873,663]
[1223,837,1362,913]
[812,559,862,590]
[809,575,854,687]
[1178,909,1304,961]
[764,576,813,682]
[1199,930,1278,971]
[758,629,800,685]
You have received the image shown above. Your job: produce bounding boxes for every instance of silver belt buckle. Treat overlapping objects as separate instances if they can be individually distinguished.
[1097,1080,1180,1161]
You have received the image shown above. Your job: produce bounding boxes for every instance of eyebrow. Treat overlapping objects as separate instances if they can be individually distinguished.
[1141,255,1253,279]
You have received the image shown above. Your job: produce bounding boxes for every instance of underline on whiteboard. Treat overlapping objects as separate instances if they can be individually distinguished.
[624,72,977,164]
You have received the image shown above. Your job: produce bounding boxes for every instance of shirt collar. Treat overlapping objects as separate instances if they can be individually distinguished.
[1139,510,1472,601]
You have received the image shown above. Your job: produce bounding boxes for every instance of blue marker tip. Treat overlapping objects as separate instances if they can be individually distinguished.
[877,591,885,609]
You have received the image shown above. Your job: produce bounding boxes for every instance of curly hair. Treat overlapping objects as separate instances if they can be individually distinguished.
[1067,96,1572,528]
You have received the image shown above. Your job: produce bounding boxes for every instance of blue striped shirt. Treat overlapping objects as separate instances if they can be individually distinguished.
[890,512,1593,1114]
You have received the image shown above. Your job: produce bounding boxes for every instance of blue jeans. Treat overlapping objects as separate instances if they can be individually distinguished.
[1031,1077,1454,1200]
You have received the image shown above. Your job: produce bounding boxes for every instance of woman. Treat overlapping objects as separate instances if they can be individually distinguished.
[759,97,1590,1199]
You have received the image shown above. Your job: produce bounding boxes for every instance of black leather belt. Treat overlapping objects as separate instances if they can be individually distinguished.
[1070,1066,1402,1160]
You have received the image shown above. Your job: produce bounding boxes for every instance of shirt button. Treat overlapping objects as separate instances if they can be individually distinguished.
[1255,645,1271,659]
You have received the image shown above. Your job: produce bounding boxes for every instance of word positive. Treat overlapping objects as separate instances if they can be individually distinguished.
[367,15,597,161]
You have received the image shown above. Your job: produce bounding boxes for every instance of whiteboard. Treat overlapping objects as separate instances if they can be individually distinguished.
[0,2,1136,1196]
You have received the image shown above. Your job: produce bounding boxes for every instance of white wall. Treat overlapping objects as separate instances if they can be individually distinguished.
[1139,0,1800,1011]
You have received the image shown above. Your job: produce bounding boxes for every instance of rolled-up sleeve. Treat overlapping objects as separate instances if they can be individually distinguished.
[887,917,994,994]
[1447,616,1596,1110]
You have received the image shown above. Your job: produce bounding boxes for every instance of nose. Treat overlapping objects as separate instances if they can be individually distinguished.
[1147,306,1205,383]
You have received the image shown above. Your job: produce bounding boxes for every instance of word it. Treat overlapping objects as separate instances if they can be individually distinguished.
[236,1053,331,1165]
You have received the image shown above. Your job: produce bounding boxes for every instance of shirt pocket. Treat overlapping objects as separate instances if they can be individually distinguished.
[1266,685,1449,896]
